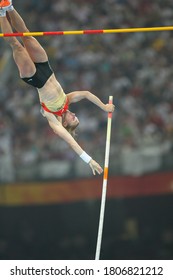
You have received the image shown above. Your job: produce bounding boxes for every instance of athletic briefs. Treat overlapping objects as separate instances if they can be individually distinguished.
[21,61,53,89]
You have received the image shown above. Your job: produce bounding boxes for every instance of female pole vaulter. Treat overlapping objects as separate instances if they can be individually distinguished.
[0,0,115,175]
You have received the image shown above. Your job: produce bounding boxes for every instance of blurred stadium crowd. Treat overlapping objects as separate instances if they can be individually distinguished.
[1,0,173,182]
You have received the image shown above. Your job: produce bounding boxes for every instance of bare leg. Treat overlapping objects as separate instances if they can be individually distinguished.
[0,15,36,78]
[7,9,48,63]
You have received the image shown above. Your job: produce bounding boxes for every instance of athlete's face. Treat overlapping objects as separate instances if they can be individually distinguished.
[62,110,79,128]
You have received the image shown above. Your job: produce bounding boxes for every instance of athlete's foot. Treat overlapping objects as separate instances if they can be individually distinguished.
[0,0,11,8]
[0,0,13,12]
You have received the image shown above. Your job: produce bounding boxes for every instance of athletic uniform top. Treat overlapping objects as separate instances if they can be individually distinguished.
[41,94,69,116]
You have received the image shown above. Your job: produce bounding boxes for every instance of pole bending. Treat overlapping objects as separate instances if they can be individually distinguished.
[0,0,115,175]
[95,96,113,260]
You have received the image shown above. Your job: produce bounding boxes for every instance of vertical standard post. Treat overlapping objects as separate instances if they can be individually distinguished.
[95,96,113,260]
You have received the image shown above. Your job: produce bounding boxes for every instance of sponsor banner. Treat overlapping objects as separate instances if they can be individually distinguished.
[0,172,173,206]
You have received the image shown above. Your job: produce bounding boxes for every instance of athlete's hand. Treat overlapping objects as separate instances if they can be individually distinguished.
[89,159,103,175]
[104,103,115,112]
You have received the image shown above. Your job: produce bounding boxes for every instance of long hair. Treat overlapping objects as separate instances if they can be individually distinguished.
[65,122,79,138]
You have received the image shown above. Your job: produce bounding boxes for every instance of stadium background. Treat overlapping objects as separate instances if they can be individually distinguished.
[0,0,173,259]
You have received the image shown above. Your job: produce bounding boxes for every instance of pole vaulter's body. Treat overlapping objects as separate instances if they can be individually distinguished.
[0,0,115,175]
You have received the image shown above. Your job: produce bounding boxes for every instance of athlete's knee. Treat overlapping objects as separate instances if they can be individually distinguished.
[4,36,14,46]
[22,35,35,44]
[10,40,23,52]
[10,41,26,60]
[22,35,38,49]
[5,36,20,49]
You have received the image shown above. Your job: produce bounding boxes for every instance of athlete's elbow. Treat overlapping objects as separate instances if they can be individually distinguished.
[85,90,91,95]
[84,91,92,99]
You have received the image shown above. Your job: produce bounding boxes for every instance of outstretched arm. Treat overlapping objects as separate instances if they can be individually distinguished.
[67,91,115,112]
[44,111,103,175]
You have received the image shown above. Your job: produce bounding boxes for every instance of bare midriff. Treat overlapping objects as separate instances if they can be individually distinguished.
[38,73,67,111]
